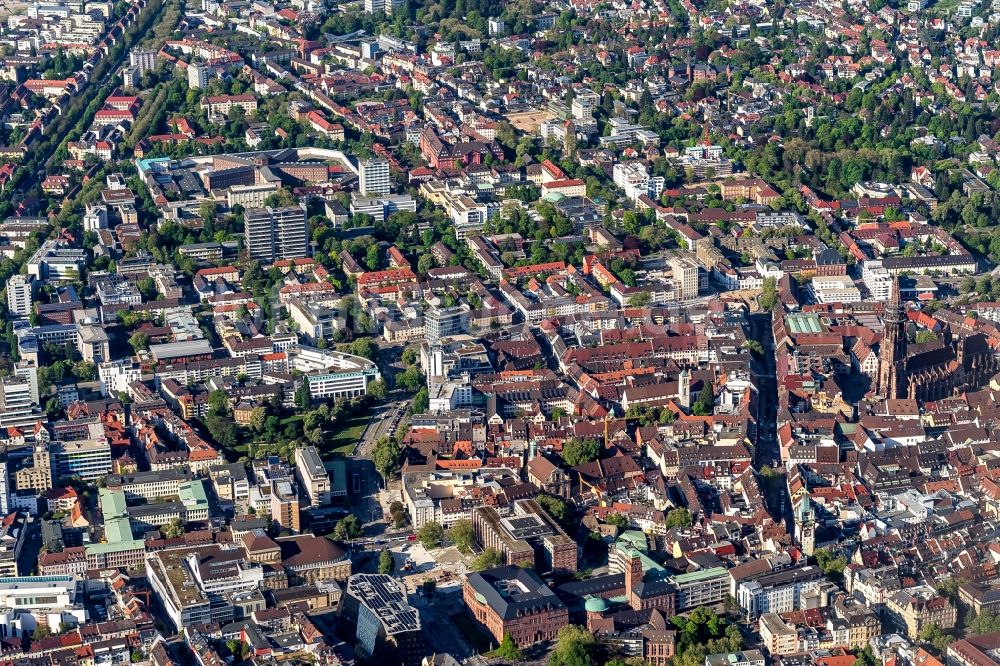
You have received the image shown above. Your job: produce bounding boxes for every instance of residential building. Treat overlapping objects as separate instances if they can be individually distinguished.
[885,587,957,639]
[243,204,309,264]
[359,159,390,196]
[6,275,32,317]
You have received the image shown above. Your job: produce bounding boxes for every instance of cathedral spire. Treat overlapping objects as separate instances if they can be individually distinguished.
[877,276,907,400]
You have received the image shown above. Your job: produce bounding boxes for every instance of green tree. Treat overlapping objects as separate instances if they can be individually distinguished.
[605,513,629,530]
[495,633,523,661]
[129,331,150,353]
[692,383,714,416]
[536,494,569,524]
[368,378,387,401]
[759,276,778,310]
[207,389,230,416]
[294,383,311,409]
[448,519,476,554]
[162,517,184,539]
[815,547,848,581]
[968,610,1000,636]
[665,507,693,529]
[550,625,597,666]
[417,521,444,549]
[372,436,402,479]
[396,365,425,392]
[561,438,601,466]
[389,501,408,528]
[918,624,953,655]
[472,547,503,571]
[332,515,362,541]
[378,549,394,574]
[412,387,429,414]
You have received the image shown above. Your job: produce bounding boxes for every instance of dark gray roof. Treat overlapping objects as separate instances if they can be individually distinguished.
[465,566,566,620]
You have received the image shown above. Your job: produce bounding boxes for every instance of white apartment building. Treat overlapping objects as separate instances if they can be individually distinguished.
[612,161,665,202]
[735,565,826,619]
[862,261,892,301]
[187,63,211,89]
[571,88,600,119]
[359,159,390,196]
[98,359,141,397]
[6,275,32,317]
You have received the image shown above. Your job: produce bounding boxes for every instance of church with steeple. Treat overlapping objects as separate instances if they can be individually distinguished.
[875,277,999,402]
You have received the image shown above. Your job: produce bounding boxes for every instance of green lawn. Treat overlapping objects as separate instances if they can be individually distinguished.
[323,413,372,457]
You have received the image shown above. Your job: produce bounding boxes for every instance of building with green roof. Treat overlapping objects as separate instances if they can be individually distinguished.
[85,488,147,570]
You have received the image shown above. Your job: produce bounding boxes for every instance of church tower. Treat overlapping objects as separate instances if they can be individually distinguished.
[877,277,907,399]
[794,494,816,556]
[678,369,691,410]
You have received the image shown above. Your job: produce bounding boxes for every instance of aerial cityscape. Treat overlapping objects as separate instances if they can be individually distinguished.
[0,0,997,663]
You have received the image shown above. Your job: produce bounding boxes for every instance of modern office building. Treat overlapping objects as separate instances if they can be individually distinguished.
[146,545,265,632]
[425,304,470,342]
[25,240,86,283]
[243,204,309,264]
[359,159,390,196]
[49,438,113,482]
[294,446,331,507]
[288,346,380,401]
[0,376,41,430]
[341,574,425,666]
[669,254,700,301]
[0,575,87,638]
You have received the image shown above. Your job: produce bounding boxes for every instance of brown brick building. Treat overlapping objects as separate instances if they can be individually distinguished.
[472,499,577,574]
[463,566,569,647]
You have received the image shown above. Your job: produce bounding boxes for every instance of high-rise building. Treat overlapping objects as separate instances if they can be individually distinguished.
[877,276,906,399]
[359,159,390,196]
[669,254,699,301]
[7,275,32,317]
[243,204,309,264]
[14,361,39,406]
[294,446,331,507]
[187,63,211,90]
[129,49,157,74]
[0,457,8,516]
[0,376,40,430]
